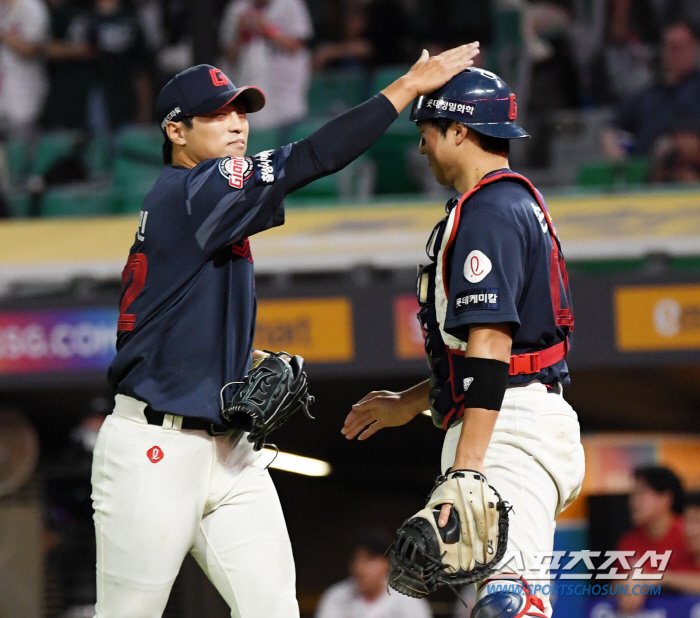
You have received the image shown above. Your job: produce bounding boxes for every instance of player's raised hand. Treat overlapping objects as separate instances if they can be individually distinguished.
[407,43,481,95]
[342,390,421,440]
[381,42,480,114]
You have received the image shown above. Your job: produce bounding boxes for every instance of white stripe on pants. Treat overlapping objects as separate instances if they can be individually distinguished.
[91,395,299,618]
[441,383,586,617]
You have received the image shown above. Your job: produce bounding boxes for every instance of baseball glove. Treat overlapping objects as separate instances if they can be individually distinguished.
[221,351,315,451]
[388,469,509,598]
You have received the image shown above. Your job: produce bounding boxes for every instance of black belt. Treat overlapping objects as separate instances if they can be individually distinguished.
[144,406,230,435]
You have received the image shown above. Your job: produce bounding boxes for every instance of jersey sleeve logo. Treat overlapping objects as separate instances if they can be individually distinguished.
[454,288,500,312]
[464,250,492,283]
[219,156,254,189]
[253,150,276,184]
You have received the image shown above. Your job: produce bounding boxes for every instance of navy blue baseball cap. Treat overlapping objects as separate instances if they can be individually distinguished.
[156,64,266,133]
[409,68,529,139]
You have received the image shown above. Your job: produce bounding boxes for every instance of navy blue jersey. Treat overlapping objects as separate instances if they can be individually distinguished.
[443,170,572,386]
[108,148,290,422]
[108,94,398,423]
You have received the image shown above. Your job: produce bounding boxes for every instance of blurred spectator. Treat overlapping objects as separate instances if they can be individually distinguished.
[312,4,371,71]
[602,21,700,159]
[595,0,661,105]
[87,0,154,131]
[0,0,50,138]
[219,0,313,134]
[315,529,432,618]
[650,114,700,183]
[615,466,692,613]
[155,0,192,77]
[42,0,93,130]
[313,0,411,71]
[522,1,573,63]
[660,491,700,593]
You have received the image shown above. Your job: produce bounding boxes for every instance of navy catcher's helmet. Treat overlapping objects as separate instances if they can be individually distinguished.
[409,68,530,139]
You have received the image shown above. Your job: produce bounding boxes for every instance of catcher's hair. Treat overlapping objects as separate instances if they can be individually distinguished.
[634,465,685,514]
[162,116,194,165]
[351,529,394,558]
[423,117,510,156]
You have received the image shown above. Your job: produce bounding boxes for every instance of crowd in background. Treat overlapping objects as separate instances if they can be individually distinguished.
[613,466,700,613]
[0,0,699,218]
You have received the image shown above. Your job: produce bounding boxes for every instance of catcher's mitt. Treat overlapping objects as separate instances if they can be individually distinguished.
[388,469,509,598]
[221,351,315,451]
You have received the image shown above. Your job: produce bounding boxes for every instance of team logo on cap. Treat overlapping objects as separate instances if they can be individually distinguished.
[219,156,254,189]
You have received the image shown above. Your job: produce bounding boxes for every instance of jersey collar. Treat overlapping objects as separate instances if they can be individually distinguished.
[445,168,512,212]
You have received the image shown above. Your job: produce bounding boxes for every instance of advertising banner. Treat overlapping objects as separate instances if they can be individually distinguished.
[615,284,700,351]
[393,294,423,360]
[0,308,118,375]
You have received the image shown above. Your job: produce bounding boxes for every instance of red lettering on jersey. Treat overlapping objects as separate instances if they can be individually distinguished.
[118,253,148,331]
[147,446,164,463]
[210,68,228,87]
[508,94,517,120]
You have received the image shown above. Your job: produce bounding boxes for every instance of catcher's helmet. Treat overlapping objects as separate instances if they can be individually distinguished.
[409,68,530,139]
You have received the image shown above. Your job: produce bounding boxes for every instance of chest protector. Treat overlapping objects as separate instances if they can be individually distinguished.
[417,171,574,430]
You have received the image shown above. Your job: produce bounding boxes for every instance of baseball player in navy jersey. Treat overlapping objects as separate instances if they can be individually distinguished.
[342,68,586,617]
[91,45,481,618]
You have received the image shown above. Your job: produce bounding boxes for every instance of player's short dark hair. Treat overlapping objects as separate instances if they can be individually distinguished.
[162,116,193,165]
[350,529,393,558]
[686,491,700,510]
[634,465,685,514]
[423,117,510,156]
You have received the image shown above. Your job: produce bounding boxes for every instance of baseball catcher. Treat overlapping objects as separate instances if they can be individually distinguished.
[388,469,509,599]
[222,351,315,450]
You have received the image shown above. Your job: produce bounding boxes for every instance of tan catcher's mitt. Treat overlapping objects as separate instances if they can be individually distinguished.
[388,469,510,598]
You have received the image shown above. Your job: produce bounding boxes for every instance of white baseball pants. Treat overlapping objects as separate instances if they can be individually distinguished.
[441,382,586,617]
[91,395,299,618]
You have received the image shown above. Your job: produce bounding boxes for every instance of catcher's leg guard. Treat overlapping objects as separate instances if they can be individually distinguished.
[471,577,547,618]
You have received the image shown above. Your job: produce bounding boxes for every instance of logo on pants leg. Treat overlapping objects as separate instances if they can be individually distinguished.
[147,446,164,463]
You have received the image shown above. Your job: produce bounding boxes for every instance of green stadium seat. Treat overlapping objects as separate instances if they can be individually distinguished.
[623,158,649,185]
[245,128,280,155]
[577,161,617,187]
[116,126,163,165]
[577,159,650,188]
[490,8,524,79]
[369,66,413,122]
[40,185,114,217]
[307,69,368,118]
[6,191,30,217]
[368,121,420,194]
[4,139,29,183]
[84,133,113,177]
[370,66,411,92]
[31,131,83,176]
[112,157,163,213]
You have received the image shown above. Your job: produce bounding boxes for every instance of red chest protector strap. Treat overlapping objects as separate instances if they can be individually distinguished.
[442,171,573,376]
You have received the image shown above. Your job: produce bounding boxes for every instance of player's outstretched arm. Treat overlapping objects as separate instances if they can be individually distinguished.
[282,43,479,195]
[381,43,480,115]
[341,380,430,440]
